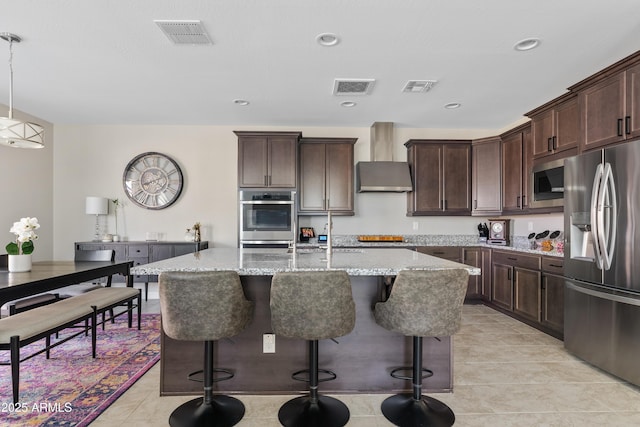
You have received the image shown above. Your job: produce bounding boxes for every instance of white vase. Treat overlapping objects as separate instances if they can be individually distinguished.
[8,254,32,272]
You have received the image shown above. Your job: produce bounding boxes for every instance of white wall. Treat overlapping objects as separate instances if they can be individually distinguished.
[0,105,54,261]
[52,122,563,259]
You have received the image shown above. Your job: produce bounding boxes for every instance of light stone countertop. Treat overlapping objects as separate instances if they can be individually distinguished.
[131,247,481,276]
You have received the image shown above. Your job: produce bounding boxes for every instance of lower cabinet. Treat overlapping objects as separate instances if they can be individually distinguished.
[462,247,491,300]
[490,250,564,338]
[418,246,487,300]
[540,257,565,333]
[513,267,542,323]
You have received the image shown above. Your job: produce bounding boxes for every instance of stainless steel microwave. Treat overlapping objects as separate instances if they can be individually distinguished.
[530,158,564,209]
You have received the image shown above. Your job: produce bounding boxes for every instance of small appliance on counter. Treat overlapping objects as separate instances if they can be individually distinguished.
[487,219,510,245]
[477,223,489,243]
[299,227,315,243]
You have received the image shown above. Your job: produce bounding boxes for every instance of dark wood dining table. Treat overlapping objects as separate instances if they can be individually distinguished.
[0,260,133,307]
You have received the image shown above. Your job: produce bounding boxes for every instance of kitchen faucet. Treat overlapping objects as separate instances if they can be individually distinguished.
[326,210,333,256]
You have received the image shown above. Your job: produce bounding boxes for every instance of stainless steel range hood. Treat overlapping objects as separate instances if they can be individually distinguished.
[356,122,413,192]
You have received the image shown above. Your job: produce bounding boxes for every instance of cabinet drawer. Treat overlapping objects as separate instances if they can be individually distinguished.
[492,251,541,270]
[128,245,149,258]
[541,257,564,275]
[416,246,462,262]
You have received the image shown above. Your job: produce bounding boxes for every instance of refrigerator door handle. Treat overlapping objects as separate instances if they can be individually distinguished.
[599,162,617,270]
[590,163,605,270]
[567,282,640,307]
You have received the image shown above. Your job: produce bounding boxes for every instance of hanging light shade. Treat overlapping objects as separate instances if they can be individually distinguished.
[0,33,44,149]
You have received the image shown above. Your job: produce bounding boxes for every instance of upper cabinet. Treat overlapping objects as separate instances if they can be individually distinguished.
[570,53,640,151]
[501,123,531,214]
[527,94,579,160]
[471,136,502,216]
[405,140,471,216]
[298,137,357,215]
[235,131,301,188]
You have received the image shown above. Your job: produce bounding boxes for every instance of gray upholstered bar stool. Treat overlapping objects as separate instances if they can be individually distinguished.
[270,270,356,427]
[374,269,469,427]
[159,271,253,427]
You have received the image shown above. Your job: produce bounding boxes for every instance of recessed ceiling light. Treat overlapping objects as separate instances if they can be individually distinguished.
[316,33,339,46]
[340,101,357,108]
[444,102,461,109]
[233,99,249,106]
[514,38,541,51]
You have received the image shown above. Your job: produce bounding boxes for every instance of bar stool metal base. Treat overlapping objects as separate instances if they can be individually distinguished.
[169,395,245,427]
[381,393,455,427]
[278,395,350,427]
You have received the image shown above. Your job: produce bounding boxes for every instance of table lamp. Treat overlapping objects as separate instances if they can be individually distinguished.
[85,196,109,241]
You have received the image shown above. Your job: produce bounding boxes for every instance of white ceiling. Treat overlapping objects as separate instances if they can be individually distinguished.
[1,0,640,130]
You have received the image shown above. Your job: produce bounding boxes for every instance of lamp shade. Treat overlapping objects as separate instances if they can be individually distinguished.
[85,197,109,215]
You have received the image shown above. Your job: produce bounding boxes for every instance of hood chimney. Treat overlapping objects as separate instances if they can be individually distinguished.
[356,122,413,192]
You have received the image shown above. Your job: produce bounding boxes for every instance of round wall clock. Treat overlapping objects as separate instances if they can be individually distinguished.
[123,152,184,210]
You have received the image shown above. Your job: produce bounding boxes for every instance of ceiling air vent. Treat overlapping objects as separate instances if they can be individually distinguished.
[333,79,376,96]
[402,80,438,93]
[154,20,212,45]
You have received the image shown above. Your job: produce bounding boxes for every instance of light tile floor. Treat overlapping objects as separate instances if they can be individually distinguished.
[91,294,640,426]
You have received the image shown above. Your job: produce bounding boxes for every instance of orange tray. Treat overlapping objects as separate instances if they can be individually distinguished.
[357,235,404,242]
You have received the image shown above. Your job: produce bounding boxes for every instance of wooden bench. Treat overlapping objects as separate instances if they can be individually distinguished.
[0,286,141,403]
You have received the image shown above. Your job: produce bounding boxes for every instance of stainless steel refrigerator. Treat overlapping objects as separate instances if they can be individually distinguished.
[564,138,640,386]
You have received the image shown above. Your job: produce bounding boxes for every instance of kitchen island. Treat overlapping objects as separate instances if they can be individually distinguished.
[132,247,479,396]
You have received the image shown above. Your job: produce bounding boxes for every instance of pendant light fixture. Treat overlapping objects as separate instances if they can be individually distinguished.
[0,33,44,149]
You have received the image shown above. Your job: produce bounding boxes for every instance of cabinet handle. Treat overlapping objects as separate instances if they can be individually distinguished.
[522,195,526,206]
[507,257,517,261]
[474,199,478,209]
[516,196,520,208]
[443,199,447,210]
[626,116,631,135]
[552,136,557,150]
[434,251,445,255]
[547,137,552,152]
[618,118,624,137]
[264,175,268,186]
[507,269,511,281]
[548,263,563,268]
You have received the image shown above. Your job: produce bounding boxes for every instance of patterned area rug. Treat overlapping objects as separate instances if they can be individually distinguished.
[0,313,160,426]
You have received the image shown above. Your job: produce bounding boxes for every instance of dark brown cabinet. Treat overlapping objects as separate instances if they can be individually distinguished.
[462,247,491,300]
[491,251,542,318]
[298,138,356,215]
[471,137,501,215]
[406,140,471,216]
[573,58,640,151]
[490,250,565,338]
[528,94,579,160]
[492,262,513,310]
[501,124,531,213]
[540,257,564,333]
[513,267,542,323]
[416,246,462,262]
[235,131,301,188]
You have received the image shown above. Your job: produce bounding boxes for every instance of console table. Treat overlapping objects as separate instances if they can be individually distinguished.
[74,241,208,299]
